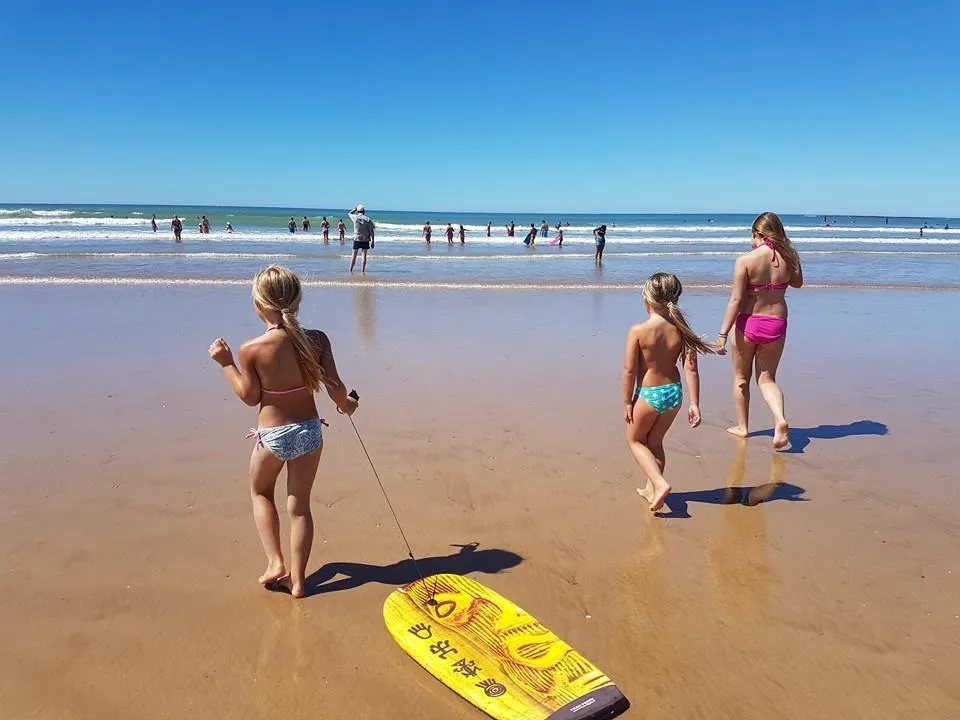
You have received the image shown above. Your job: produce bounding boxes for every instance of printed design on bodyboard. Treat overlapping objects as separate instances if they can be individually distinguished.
[389,573,613,714]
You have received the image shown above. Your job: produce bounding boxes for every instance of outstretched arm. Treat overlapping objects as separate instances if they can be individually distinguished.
[308,330,357,415]
[717,258,748,354]
[790,256,804,288]
[209,339,262,406]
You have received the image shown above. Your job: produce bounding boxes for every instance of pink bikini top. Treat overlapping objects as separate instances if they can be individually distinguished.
[261,324,308,395]
[747,238,789,292]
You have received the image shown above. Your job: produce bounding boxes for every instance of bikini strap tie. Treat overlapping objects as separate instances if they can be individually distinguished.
[762,236,777,262]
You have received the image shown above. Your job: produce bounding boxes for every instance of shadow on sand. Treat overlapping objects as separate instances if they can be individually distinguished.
[304,542,523,596]
[750,419,888,454]
[656,441,809,519]
[657,481,808,519]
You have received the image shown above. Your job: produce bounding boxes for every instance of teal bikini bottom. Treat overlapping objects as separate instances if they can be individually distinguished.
[634,382,683,414]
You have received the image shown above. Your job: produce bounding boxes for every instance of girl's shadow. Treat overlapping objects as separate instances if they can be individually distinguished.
[304,542,523,597]
[750,419,888,454]
[657,443,808,519]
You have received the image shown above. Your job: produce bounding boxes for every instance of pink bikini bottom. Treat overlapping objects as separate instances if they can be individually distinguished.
[736,313,787,345]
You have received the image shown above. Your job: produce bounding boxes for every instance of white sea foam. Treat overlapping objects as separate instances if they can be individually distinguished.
[0,251,298,261]
[2,275,955,291]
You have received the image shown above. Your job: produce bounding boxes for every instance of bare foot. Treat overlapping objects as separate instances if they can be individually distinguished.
[290,580,305,599]
[649,482,672,513]
[637,486,655,506]
[259,562,287,587]
[726,425,749,438]
[773,421,790,450]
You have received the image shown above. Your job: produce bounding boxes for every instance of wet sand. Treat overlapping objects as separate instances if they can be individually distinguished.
[0,283,957,719]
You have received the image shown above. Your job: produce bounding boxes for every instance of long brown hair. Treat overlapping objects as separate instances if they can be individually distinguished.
[252,265,327,392]
[751,211,800,275]
[643,272,716,356]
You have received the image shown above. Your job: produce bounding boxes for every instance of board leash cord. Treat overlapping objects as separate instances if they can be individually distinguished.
[346,412,439,605]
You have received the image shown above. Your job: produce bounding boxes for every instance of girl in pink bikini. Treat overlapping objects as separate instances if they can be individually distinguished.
[208,265,358,597]
[716,212,803,449]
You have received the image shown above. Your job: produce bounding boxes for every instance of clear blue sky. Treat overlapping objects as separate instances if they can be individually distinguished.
[2,1,957,215]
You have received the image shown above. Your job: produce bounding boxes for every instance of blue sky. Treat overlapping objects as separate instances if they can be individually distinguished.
[1,1,958,215]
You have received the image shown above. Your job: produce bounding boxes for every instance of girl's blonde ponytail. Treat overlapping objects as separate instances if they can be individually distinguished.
[643,273,716,356]
[252,266,328,392]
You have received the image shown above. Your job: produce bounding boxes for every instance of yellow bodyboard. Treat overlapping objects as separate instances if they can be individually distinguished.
[383,573,629,720]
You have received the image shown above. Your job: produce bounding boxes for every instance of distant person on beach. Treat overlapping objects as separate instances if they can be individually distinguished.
[198,217,204,233]
[288,218,297,234]
[151,214,158,232]
[208,265,358,598]
[506,221,515,237]
[302,216,310,232]
[445,223,454,245]
[593,224,607,263]
[202,216,210,233]
[423,221,432,244]
[321,217,330,241]
[225,221,234,233]
[716,211,804,450]
[338,218,346,242]
[540,220,549,238]
[554,223,564,246]
[523,223,536,246]
[348,204,375,273]
[486,222,491,237]
[171,215,183,242]
[458,225,466,243]
[623,272,714,512]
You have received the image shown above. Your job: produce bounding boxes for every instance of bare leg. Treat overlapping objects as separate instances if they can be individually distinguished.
[728,327,756,437]
[361,249,368,273]
[285,445,323,598]
[755,338,789,449]
[646,409,679,476]
[349,249,358,273]
[249,444,287,586]
[627,400,679,512]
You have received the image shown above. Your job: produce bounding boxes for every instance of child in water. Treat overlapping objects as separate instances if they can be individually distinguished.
[622,272,715,512]
[208,265,358,598]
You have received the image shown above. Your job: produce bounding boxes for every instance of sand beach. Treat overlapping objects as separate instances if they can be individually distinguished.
[0,282,957,719]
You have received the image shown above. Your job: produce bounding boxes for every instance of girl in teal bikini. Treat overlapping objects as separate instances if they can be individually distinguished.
[622,273,716,512]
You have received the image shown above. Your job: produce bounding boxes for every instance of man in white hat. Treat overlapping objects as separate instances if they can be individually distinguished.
[348,203,375,273]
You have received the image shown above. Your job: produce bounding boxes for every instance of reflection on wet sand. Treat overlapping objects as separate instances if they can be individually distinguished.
[658,443,807,519]
[353,283,376,348]
[709,441,785,623]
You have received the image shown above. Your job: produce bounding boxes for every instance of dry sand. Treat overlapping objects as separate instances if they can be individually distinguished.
[0,283,957,719]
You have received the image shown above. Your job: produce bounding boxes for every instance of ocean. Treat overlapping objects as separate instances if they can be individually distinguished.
[1,204,958,288]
